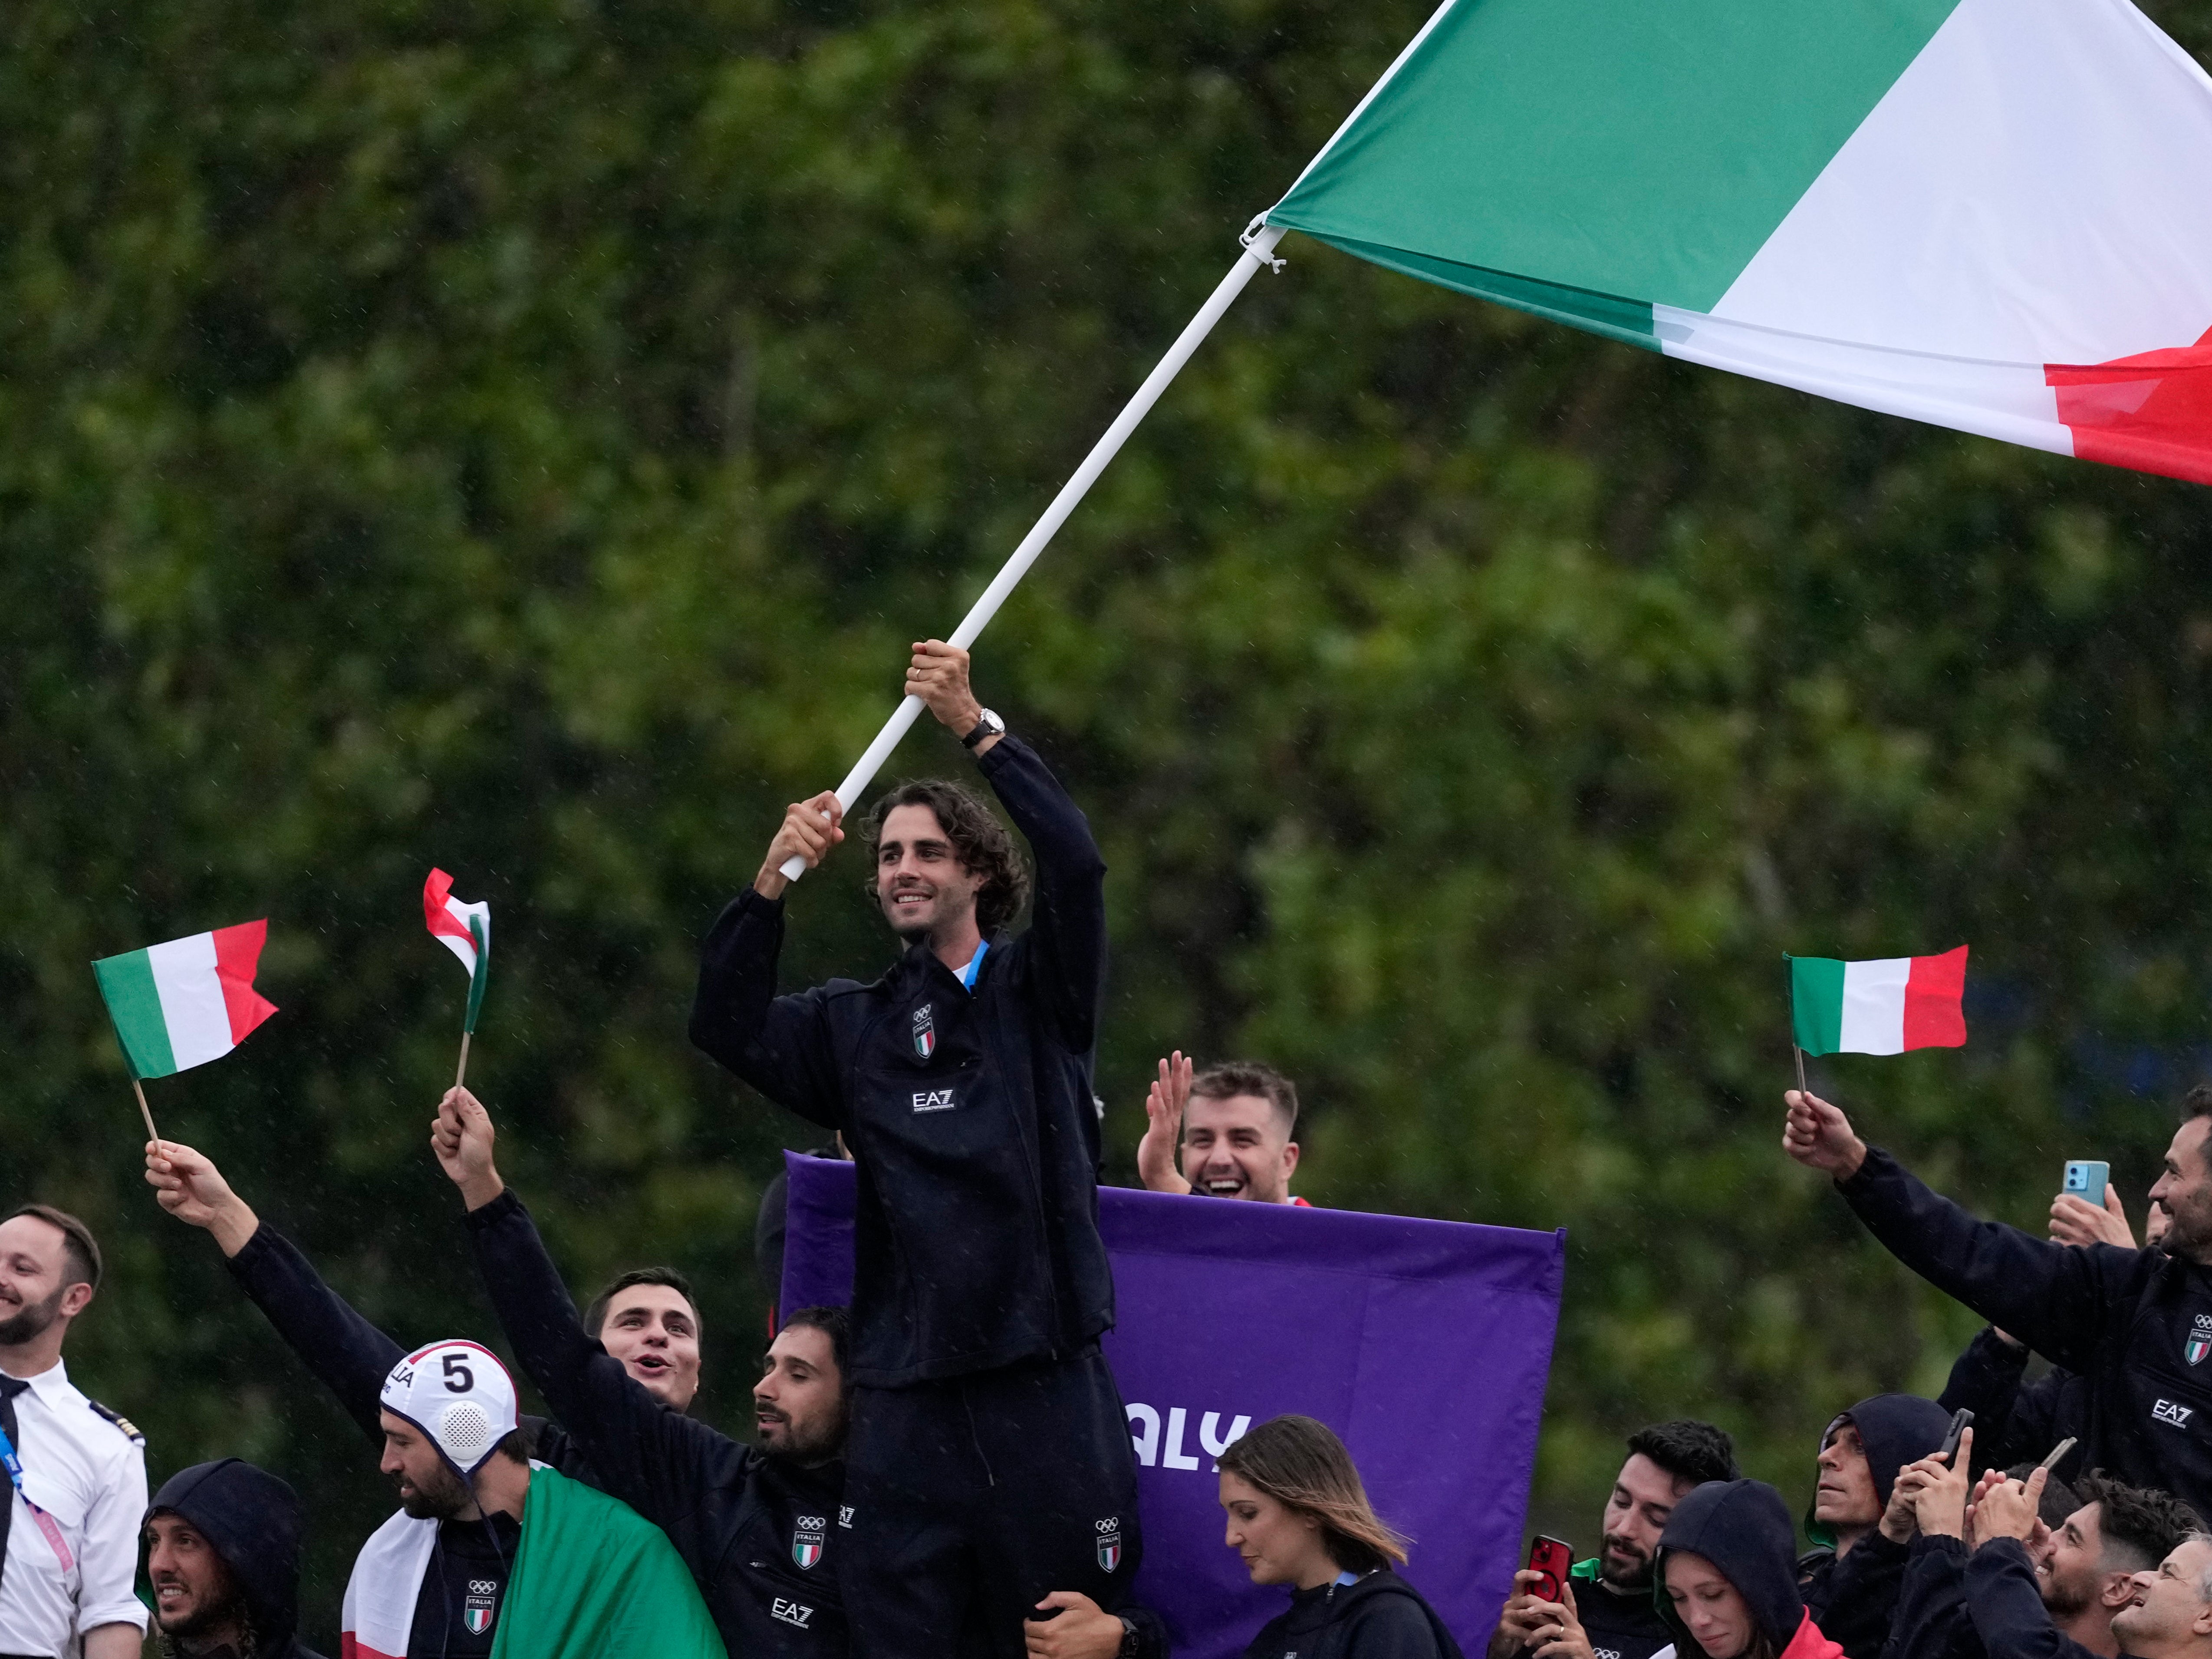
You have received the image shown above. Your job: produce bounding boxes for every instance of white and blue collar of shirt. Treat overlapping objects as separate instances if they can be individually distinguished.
[951,938,989,992]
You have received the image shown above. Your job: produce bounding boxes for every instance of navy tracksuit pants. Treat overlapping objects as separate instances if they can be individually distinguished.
[840,1346,1142,1658]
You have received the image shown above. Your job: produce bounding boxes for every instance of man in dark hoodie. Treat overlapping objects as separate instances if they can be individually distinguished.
[1784,1087,2212,1519]
[1657,1479,1840,1659]
[1797,1394,1957,1659]
[143,1458,324,1659]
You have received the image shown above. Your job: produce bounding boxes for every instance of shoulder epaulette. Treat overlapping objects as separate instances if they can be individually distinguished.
[87,1399,145,1445]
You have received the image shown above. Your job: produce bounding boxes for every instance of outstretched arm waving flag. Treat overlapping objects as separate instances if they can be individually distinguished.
[1264,0,2212,485]
[424,869,490,1084]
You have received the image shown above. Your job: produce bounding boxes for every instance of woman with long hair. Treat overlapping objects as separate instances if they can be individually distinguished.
[1654,1481,1842,1659]
[1218,1415,1465,1658]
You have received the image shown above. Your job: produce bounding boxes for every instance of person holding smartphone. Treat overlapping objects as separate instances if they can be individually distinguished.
[1490,1422,1739,1659]
[1654,1480,1842,1659]
[1784,1086,2212,1522]
[1218,1415,1463,1659]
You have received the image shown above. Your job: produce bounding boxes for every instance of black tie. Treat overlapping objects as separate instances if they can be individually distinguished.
[0,1375,29,1596]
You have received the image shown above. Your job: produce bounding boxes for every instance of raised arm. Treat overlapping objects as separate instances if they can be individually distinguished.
[145,1139,402,1445]
[903,636,1105,1050]
[689,790,851,1128]
[1784,1091,2123,1370]
[433,1089,747,1527]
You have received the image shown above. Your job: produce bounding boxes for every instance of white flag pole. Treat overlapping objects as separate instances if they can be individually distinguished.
[780,223,1287,883]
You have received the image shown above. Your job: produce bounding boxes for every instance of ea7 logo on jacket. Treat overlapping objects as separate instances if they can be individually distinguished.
[793,1515,827,1568]
[912,1004,935,1059]
[2188,1315,2212,1366]
[2156,1398,2196,1429]
[1096,1516,1124,1573]
[773,1597,817,1629]
[912,1087,958,1113]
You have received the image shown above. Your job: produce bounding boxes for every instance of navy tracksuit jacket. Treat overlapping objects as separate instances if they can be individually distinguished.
[690,731,1145,1657]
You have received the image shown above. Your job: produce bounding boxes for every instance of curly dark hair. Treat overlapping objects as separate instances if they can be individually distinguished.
[863,779,1031,935]
[2074,1471,2202,1571]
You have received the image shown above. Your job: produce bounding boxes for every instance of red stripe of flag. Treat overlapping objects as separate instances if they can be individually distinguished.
[423,868,475,945]
[1901,944,1969,1050]
[210,919,278,1046]
[2047,325,2212,489]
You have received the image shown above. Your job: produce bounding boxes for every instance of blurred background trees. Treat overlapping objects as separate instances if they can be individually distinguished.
[7,0,2212,1635]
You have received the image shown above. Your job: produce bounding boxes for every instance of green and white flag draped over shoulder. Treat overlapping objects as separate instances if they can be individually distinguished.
[1264,0,2212,485]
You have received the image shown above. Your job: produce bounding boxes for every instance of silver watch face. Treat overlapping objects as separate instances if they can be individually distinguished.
[978,707,1004,733]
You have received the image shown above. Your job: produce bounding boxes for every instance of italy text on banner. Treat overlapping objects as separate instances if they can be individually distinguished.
[780,1153,1564,1659]
[1791,945,1969,1058]
[1262,0,2212,486]
[423,869,491,1033]
[92,921,277,1080]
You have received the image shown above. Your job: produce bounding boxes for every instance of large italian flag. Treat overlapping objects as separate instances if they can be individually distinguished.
[1264,0,2212,485]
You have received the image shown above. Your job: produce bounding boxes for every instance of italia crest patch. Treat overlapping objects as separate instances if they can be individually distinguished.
[1096,1516,1124,1573]
[2189,1316,2212,1366]
[793,1515,827,1570]
[912,1004,935,1059]
[464,1581,498,1636]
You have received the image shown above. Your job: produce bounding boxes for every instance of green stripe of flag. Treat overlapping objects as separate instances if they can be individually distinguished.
[93,949,178,1080]
[1268,0,1961,314]
[1295,235,1658,349]
[1790,956,1847,1057]
[463,916,490,1034]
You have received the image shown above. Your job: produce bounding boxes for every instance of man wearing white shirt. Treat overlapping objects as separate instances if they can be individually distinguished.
[0,1205,147,1659]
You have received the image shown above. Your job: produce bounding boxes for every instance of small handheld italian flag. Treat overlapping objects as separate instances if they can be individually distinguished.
[1789,946,1969,1058]
[93,920,278,1144]
[424,870,490,1085]
[94,920,278,1080]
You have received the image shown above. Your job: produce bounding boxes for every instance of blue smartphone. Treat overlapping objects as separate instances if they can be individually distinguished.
[2063,1159,2110,1198]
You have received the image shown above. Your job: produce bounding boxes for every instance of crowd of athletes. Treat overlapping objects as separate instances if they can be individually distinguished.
[12,639,2212,1659]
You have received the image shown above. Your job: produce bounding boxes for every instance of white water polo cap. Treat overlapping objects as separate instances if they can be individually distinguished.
[379,1340,519,1478]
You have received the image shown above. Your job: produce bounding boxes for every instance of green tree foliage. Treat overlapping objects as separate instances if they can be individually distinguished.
[6,0,2212,1636]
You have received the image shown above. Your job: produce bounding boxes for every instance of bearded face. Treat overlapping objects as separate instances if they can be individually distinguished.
[0,1286,66,1349]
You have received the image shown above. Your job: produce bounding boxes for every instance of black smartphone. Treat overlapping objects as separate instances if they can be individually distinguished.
[1938,1407,1974,1462]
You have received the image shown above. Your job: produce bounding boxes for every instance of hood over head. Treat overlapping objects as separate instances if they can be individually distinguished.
[146,1458,303,1652]
[1804,1393,1953,1546]
[1657,1479,1805,1657]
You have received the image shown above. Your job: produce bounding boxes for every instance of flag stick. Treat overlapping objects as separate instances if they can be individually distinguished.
[1794,1044,1809,1097]
[131,1078,159,1147]
[780,224,1290,883]
[454,1030,472,1090]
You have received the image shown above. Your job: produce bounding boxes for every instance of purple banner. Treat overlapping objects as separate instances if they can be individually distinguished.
[780,1153,1564,1659]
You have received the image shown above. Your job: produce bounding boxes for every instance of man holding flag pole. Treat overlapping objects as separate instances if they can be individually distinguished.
[691,639,1145,1658]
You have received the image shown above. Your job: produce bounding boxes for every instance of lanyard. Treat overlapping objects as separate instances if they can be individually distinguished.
[960,939,989,991]
[0,1415,76,1573]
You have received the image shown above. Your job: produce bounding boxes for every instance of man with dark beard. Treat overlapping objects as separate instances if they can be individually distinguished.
[1785,1087,2212,1520]
[144,1459,324,1659]
[1490,1421,1740,1659]
[435,1083,854,1657]
[0,1205,149,1659]
[344,1340,721,1659]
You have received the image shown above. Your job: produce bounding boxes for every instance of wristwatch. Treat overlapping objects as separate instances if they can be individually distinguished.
[961,708,1006,749]
[1117,1615,1139,1657]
